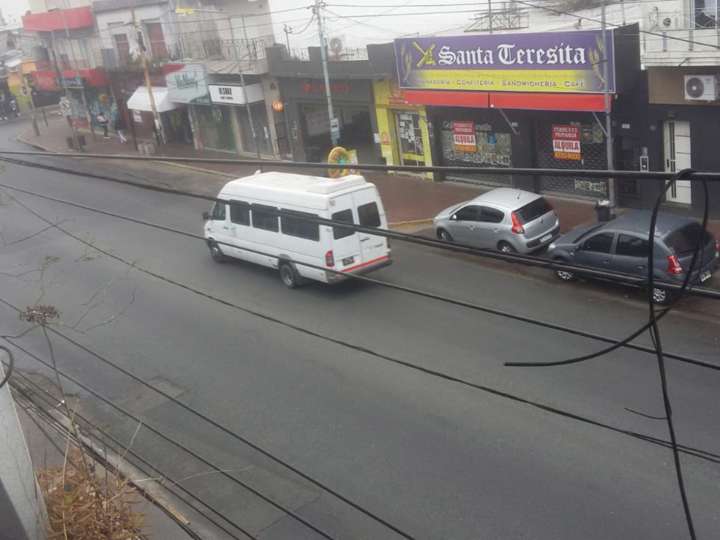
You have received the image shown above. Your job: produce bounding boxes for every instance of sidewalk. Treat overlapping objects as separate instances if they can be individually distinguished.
[15,114,720,236]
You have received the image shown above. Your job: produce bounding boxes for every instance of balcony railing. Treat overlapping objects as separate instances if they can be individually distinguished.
[170,37,268,63]
[643,8,720,64]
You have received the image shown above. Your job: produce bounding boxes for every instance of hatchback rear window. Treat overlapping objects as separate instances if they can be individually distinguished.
[358,202,381,227]
[665,223,712,255]
[516,197,552,224]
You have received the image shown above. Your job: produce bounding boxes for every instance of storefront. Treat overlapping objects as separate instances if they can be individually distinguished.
[373,79,433,176]
[126,85,191,144]
[208,78,273,157]
[394,28,642,199]
[165,63,210,149]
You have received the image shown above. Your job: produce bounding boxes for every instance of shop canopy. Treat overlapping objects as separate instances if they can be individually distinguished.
[127,86,178,113]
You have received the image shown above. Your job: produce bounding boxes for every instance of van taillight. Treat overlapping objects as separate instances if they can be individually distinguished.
[510,212,525,234]
[325,250,335,267]
[667,255,683,275]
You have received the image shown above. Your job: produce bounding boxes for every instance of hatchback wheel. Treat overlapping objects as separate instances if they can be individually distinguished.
[498,242,516,254]
[279,262,299,289]
[652,287,671,305]
[437,229,453,242]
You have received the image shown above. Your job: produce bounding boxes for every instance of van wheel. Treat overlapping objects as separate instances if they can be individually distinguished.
[652,287,672,305]
[209,242,226,263]
[437,229,453,242]
[279,262,299,289]
[498,241,516,253]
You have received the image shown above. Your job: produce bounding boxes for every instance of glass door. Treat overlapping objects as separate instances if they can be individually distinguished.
[395,112,425,167]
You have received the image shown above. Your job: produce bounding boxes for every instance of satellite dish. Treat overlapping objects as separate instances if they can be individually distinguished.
[329,37,343,56]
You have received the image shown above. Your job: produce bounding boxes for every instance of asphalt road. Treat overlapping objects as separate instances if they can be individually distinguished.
[1,121,720,540]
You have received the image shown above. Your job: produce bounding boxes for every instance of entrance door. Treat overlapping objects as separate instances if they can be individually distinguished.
[395,112,425,166]
[663,120,692,204]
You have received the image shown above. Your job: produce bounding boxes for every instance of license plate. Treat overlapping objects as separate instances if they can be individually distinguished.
[541,233,553,243]
[342,256,355,266]
[700,270,712,283]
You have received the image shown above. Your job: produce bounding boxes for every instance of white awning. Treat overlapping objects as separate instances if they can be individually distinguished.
[127,86,178,113]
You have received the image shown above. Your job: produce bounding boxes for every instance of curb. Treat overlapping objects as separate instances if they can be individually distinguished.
[389,218,433,228]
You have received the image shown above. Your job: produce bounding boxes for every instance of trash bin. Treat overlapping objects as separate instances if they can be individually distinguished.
[595,199,614,222]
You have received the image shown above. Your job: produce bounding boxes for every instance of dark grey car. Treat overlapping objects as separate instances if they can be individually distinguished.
[547,210,719,304]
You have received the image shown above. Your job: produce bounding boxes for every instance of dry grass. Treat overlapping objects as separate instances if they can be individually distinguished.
[37,446,145,540]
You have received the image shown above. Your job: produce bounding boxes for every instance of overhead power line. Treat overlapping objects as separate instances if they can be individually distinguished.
[2,193,720,469]
[9,371,248,540]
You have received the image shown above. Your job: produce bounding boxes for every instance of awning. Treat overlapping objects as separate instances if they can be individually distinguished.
[126,86,178,113]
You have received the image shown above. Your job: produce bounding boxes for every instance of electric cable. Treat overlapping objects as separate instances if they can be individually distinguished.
[2,337,339,540]
[0,344,13,390]
[9,373,245,540]
[0,156,718,302]
[2,182,719,374]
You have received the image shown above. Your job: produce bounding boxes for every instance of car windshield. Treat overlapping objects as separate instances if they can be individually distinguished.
[665,222,713,255]
[516,197,552,224]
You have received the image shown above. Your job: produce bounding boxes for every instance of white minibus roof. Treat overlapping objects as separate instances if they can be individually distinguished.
[224,172,368,196]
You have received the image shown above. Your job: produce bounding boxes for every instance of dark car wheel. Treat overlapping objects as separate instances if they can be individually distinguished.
[279,261,299,289]
[498,241,516,254]
[553,258,575,281]
[209,242,226,263]
[437,229,453,242]
[651,287,672,305]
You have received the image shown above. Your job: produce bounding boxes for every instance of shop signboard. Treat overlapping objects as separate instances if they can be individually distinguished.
[552,124,582,160]
[166,64,210,104]
[208,83,264,105]
[452,121,477,153]
[394,30,615,94]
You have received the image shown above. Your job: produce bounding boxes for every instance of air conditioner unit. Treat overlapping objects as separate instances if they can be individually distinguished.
[684,75,718,101]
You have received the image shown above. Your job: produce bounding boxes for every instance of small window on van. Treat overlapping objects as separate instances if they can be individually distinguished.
[281,210,320,241]
[332,209,355,239]
[251,204,279,232]
[211,202,226,221]
[358,202,381,227]
[229,200,250,226]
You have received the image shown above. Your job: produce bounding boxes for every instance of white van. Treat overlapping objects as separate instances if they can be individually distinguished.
[203,172,392,287]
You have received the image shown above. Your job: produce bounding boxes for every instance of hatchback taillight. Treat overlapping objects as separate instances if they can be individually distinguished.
[715,239,720,258]
[667,255,684,275]
[325,250,335,267]
[510,212,525,235]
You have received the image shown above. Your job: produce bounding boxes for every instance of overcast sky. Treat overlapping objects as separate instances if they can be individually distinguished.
[0,0,482,46]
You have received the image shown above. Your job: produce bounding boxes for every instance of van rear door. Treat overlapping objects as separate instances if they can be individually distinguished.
[329,198,362,271]
[353,188,389,266]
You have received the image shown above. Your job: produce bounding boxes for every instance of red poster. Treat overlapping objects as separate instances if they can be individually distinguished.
[552,125,581,161]
[452,121,477,153]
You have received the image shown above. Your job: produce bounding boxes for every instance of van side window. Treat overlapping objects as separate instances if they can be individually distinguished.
[211,202,226,221]
[229,200,250,226]
[358,202,381,227]
[251,204,279,232]
[281,210,319,241]
[332,209,355,239]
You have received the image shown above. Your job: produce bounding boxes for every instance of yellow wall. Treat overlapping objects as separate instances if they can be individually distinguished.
[8,60,40,114]
[373,79,434,179]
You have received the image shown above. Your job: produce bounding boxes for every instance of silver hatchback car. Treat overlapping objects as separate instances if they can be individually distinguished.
[433,188,560,254]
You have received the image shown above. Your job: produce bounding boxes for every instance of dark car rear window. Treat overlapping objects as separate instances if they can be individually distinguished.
[665,223,712,255]
[516,197,552,224]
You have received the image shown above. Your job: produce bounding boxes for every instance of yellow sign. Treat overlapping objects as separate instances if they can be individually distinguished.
[327,147,358,178]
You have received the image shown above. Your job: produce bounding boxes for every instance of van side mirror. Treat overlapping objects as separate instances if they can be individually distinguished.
[202,211,210,221]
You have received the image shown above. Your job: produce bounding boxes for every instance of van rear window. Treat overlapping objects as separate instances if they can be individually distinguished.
[251,204,279,232]
[281,210,319,241]
[358,202,381,227]
[332,209,355,239]
[665,223,712,255]
[516,197,552,224]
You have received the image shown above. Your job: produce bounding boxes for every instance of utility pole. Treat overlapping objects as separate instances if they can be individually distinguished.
[601,0,615,206]
[283,24,292,52]
[22,75,39,136]
[488,0,493,34]
[49,29,80,150]
[236,16,262,159]
[133,4,164,145]
[314,0,339,146]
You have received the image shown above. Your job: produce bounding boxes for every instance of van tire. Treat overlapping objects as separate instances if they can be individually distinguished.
[279,261,299,289]
[208,241,226,263]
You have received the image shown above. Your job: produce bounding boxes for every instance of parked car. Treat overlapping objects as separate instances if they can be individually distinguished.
[433,188,560,254]
[547,210,719,304]
[203,172,391,288]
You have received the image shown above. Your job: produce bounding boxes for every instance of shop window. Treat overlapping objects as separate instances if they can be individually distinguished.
[694,0,718,28]
[237,102,272,156]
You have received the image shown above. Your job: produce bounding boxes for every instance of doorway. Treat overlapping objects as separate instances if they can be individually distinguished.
[663,120,692,204]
